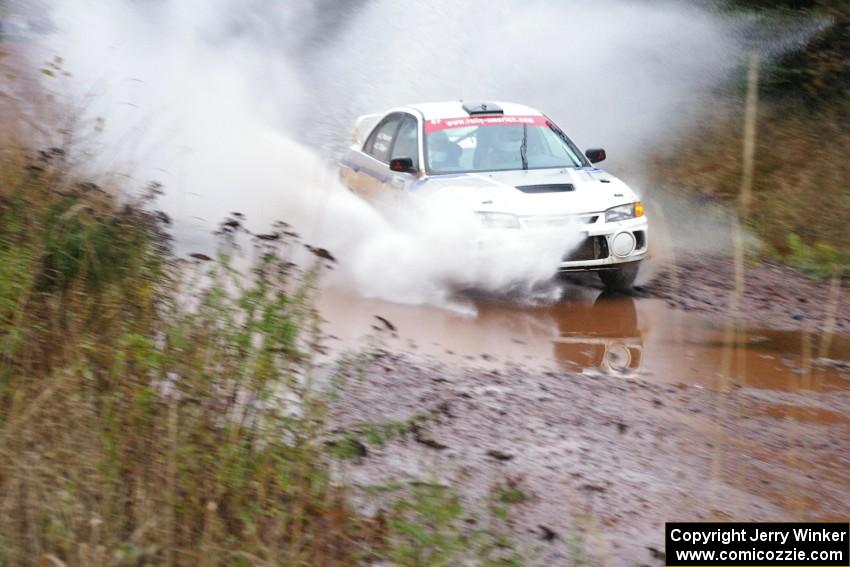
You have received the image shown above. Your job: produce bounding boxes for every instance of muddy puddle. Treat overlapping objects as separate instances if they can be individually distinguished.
[318,282,850,395]
[326,280,850,561]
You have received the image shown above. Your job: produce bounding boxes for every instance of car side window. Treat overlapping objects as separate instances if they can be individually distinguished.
[390,115,419,170]
[364,114,403,163]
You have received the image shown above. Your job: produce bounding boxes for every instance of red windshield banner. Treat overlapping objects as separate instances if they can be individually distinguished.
[424,115,550,133]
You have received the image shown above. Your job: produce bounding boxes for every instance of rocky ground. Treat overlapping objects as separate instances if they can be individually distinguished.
[328,257,850,566]
[330,350,849,566]
[634,254,849,333]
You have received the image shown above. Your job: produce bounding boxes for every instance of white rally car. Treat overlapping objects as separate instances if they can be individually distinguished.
[339,101,648,290]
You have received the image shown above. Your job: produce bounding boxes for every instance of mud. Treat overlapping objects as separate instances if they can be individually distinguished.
[635,253,850,333]
[326,255,850,566]
[318,272,850,392]
[330,351,849,565]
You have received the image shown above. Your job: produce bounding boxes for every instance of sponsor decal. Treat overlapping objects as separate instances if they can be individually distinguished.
[424,115,549,133]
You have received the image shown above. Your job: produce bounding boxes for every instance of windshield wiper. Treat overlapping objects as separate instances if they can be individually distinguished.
[520,124,528,170]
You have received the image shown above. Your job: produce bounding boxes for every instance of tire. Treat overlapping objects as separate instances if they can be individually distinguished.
[598,262,640,291]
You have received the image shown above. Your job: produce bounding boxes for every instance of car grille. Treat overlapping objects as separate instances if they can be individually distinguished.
[563,235,609,261]
[521,214,598,229]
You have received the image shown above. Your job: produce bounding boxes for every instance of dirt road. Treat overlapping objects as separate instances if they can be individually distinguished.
[327,255,849,565]
[636,254,850,333]
[331,351,848,565]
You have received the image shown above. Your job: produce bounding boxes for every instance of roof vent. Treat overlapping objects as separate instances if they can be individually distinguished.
[462,101,504,115]
[515,183,575,194]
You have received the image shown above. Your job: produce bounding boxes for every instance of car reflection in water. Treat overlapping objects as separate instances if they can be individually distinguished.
[316,282,646,375]
[549,290,643,376]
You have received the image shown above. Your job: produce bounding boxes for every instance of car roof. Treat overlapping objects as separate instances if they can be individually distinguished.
[400,101,544,120]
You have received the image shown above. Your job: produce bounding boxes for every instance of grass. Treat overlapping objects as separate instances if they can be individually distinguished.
[384,484,525,567]
[648,98,850,278]
[492,478,528,506]
[0,138,379,564]
[0,109,524,564]
[327,413,435,458]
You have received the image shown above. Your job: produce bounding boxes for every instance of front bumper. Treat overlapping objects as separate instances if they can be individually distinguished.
[521,214,649,272]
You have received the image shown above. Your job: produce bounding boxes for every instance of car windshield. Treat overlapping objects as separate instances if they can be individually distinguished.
[424,115,587,175]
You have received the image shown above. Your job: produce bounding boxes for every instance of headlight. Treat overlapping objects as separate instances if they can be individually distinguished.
[476,212,520,229]
[605,201,644,223]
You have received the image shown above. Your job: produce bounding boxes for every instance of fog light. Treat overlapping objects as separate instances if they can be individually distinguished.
[606,343,632,373]
[611,232,636,257]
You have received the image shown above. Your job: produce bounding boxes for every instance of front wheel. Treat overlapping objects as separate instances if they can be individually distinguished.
[598,262,640,291]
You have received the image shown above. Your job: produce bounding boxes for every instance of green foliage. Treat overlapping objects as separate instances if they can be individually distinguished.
[328,414,431,456]
[649,89,850,272]
[784,233,849,278]
[327,431,368,460]
[766,4,850,103]
[0,142,524,565]
[382,484,525,567]
[0,148,372,565]
[720,0,850,104]
[385,484,466,566]
[496,486,528,505]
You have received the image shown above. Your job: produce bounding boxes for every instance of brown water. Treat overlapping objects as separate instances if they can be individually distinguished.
[317,283,850,393]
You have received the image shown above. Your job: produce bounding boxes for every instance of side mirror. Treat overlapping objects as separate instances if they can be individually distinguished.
[585,148,606,164]
[389,157,417,174]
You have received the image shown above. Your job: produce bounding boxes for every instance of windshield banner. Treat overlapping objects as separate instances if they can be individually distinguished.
[424,115,550,133]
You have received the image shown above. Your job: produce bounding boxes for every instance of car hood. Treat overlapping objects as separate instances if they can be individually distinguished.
[415,168,638,216]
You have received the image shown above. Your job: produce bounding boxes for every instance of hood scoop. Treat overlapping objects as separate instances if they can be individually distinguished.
[514,183,575,194]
